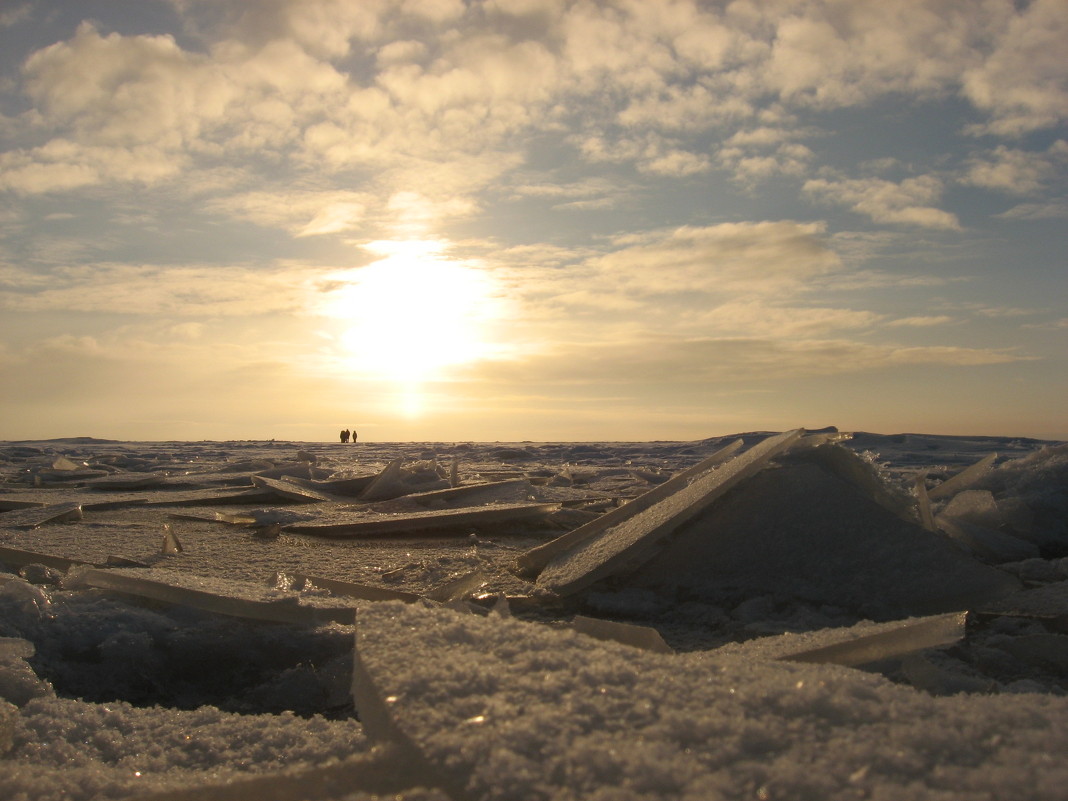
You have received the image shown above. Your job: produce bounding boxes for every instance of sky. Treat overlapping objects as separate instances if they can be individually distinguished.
[0,0,1065,443]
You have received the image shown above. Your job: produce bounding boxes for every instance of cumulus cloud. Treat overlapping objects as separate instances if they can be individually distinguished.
[963,143,1064,196]
[961,0,1068,136]
[803,175,961,230]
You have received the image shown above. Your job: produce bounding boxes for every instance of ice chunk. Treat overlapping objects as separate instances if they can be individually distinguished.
[85,472,167,490]
[0,576,51,616]
[67,567,358,625]
[271,571,421,603]
[251,474,331,503]
[927,452,997,500]
[51,455,80,470]
[160,523,184,555]
[914,472,937,532]
[939,490,1002,528]
[0,497,46,512]
[535,430,803,596]
[571,615,674,654]
[778,612,967,668]
[900,652,995,695]
[0,544,89,572]
[282,502,559,539]
[359,458,408,502]
[0,501,83,528]
[426,569,490,603]
[936,517,1040,563]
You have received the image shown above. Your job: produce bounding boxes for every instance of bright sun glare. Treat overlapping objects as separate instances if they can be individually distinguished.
[320,240,505,408]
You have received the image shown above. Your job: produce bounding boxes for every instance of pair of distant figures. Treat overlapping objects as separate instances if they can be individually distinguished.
[339,429,357,443]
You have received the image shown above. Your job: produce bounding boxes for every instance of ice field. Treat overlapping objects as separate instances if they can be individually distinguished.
[2,429,1067,800]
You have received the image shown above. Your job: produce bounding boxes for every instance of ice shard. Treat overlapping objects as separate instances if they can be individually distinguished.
[936,517,1039,563]
[160,523,184,555]
[251,474,331,503]
[535,430,803,596]
[0,544,91,572]
[0,498,46,512]
[777,612,967,668]
[85,472,168,490]
[515,437,747,579]
[914,472,937,532]
[571,615,674,654]
[358,458,407,502]
[270,571,421,603]
[426,569,490,603]
[282,502,560,539]
[927,452,997,501]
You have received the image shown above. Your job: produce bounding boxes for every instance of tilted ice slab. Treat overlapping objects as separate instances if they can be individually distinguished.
[535,430,802,596]
[352,601,1068,801]
[515,437,744,578]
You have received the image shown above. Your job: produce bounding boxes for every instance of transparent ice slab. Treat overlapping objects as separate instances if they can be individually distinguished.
[535,430,803,596]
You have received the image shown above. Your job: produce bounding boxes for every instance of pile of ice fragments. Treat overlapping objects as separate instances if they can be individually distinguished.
[1,429,1067,800]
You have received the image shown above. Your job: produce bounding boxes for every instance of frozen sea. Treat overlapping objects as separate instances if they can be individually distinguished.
[1,429,1067,800]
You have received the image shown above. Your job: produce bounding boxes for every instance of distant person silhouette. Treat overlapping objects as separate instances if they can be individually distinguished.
[351,429,358,442]
[340,429,350,443]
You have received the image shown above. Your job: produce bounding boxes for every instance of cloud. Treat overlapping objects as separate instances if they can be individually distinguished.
[963,143,1065,195]
[467,334,1029,387]
[888,316,957,327]
[996,201,1068,220]
[205,189,369,236]
[0,3,31,28]
[700,300,883,337]
[803,175,961,230]
[0,262,318,316]
[961,0,1068,136]
[586,221,843,298]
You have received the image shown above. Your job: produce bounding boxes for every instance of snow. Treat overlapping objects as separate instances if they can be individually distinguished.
[1,431,1066,800]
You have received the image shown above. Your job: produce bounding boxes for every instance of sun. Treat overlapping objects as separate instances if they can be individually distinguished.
[320,240,505,388]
